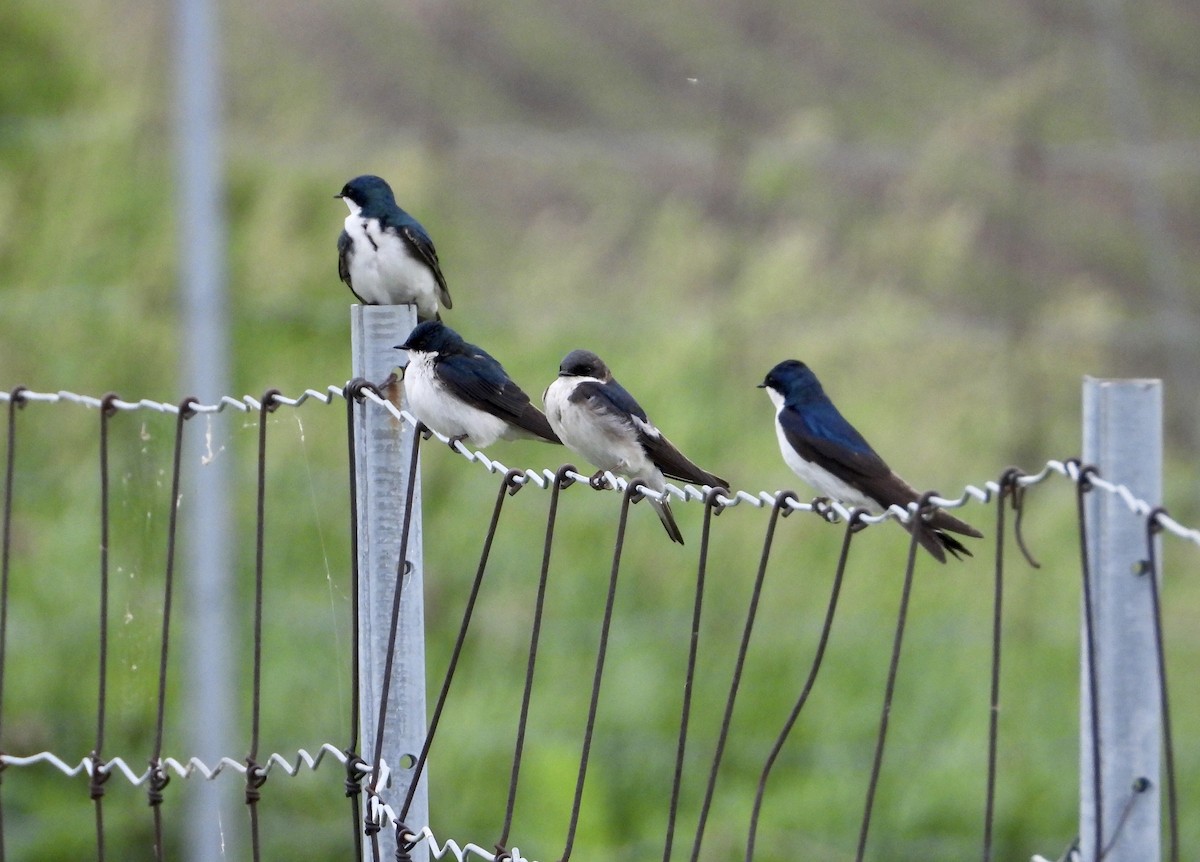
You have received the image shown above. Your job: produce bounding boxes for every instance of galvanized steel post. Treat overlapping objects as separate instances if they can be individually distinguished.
[1080,377,1162,862]
[173,0,238,857]
[352,304,429,862]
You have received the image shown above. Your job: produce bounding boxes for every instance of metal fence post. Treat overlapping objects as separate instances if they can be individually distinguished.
[172,0,238,856]
[1080,377,1162,862]
[352,304,428,862]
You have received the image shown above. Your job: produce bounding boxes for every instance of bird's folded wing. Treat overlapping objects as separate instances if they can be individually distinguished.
[337,230,353,287]
[436,354,533,419]
[780,409,889,477]
[568,381,643,439]
[400,225,452,309]
[782,409,960,516]
[571,381,725,488]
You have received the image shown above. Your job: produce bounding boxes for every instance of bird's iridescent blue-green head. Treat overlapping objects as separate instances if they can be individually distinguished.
[336,174,397,208]
[758,359,821,398]
[396,320,464,354]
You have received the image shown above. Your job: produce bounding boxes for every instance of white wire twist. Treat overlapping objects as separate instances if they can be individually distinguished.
[0,743,360,784]
[2,384,1198,547]
[0,747,539,861]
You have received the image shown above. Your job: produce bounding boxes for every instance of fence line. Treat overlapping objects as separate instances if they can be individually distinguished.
[0,381,1193,862]
[2,385,1197,545]
[0,744,357,784]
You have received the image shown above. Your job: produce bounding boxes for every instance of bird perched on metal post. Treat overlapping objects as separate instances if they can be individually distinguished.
[543,349,727,545]
[397,321,559,449]
[336,174,452,321]
[759,359,981,562]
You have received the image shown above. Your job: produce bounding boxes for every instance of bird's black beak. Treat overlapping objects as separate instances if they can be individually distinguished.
[334,193,343,200]
[756,382,767,389]
[395,343,410,351]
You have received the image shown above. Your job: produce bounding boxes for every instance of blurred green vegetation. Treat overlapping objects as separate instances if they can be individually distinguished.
[1,0,1198,859]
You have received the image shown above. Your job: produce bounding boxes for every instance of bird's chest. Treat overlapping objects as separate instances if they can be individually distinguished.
[343,217,429,299]
[403,356,459,429]
[404,354,501,441]
[547,387,643,474]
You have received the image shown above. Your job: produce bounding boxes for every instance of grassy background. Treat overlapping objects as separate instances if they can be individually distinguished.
[1,0,1198,858]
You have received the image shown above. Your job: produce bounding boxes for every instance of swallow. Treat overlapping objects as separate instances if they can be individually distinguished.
[759,359,981,562]
[397,321,560,448]
[544,349,727,544]
[337,174,452,320]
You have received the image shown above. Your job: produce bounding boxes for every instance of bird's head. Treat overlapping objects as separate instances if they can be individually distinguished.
[395,320,462,355]
[336,174,396,213]
[557,349,610,381]
[758,359,820,400]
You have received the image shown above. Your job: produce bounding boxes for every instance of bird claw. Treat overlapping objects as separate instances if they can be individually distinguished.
[588,470,611,491]
[447,434,468,452]
[811,496,838,523]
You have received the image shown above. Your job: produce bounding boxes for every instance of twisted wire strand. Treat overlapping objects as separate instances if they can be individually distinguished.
[2,743,366,783]
[1,384,1196,862]
[2,387,1197,547]
[1,751,541,862]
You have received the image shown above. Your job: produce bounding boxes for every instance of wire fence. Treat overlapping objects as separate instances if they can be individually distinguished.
[0,383,1193,862]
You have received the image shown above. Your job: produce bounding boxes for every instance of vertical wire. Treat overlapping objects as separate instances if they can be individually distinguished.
[246,391,281,862]
[1143,508,1178,862]
[495,464,575,856]
[745,508,859,862]
[149,397,197,859]
[1100,779,1152,857]
[0,387,28,862]
[365,422,424,852]
[559,481,641,862]
[400,469,524,825]
[689,490,793,862]
[92,395,120,862]
[661,488,723,862]
[1074,464,1104,860]
[344,382,370,859]
[854,496,930,862]
[981,472,1013,862]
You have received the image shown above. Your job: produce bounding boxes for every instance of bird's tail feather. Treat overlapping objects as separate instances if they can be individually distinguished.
[651,497,685,545]
[936,531,974,560]
[906,521,975,563]
[927,508,984,538]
